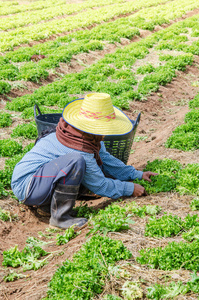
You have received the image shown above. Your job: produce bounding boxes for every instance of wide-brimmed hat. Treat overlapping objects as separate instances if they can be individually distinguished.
[62,93,133,135]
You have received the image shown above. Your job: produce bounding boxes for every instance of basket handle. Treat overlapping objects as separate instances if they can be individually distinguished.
[135,112,141,127]
[34,104,42,119]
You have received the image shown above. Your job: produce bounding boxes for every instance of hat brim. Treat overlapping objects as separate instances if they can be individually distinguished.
[62,99,133,136]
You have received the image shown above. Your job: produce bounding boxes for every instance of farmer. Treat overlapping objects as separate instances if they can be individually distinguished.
[11,93,157,229]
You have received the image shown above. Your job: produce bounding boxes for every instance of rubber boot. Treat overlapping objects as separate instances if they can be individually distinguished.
[49,183,88,229]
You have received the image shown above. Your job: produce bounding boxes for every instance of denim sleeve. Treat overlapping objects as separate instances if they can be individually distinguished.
[99,142,143,181]
[81,155,135,199]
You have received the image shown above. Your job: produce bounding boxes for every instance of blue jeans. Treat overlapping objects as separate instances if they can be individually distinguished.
[24,153,86,206]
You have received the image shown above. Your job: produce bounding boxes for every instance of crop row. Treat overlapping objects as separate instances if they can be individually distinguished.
[0,0,127,31]
[166,92,199,151]
[1,0,198,86]
[1,157,198,299]
[1,188,199,297]
[4,13,199,115]
[0,0,66,16]
[0,0,189,51]
[44,189,199,299]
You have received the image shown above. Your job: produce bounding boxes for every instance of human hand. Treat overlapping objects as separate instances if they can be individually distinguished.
[132,183,147,197]
[142,171,159,182]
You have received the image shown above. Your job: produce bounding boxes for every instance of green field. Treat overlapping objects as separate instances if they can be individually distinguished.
[0,0,199,299]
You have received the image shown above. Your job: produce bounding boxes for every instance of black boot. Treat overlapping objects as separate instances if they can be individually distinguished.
[49,184,88,229]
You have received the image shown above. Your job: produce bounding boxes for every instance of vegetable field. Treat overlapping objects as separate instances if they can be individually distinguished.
[0,0,199,299]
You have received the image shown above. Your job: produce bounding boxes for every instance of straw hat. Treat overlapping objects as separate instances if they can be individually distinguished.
[62,93,133,135]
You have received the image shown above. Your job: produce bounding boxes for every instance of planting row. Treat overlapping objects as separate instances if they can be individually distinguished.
[1,155,198,298]
[166,92,199,151]
[0,0,194,51]
[0,0,67,16]
[3,14,199,116]
[0,0,198,86]
[0,0,127,31]
[0,191,199,280]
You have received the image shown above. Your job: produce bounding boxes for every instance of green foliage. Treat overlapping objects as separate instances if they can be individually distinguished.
[166,54,193,71]
[165,120,199,151]
[175,163,199,195]
[185,109,199,123]
[56,226,79,245]
[0,207,12,221]
[145,213,199,238]
[0,144,34,190]
[73,203,99,219]
[18,62,49,82]
[121,281,143,299]
[182,227,199,242]
[112,94,130,110]
[166,92,199,151]
[104,295,122,300]
[0,111,12,127]
[190,198,199,211]
[134,175,176,194]
[21,106,62,120]
[133,159,198,196]
[111,69,135,80]
[0,139,22,157]
[136,64,155,74]
[137,240,199,271]
[3,271,26,282]
[2,237,49,271]
[6,94,38,112]
[147,272,199,299]
[143,158,182,176]
[0,182,9,198]
[126,201,161,217]
[46,235,132,299]
[88,204,134,235]
[11,122,38,139]
[134,136,148,142]
[0,81,11,94]
[189,93,199,109]
[0,64,19,80]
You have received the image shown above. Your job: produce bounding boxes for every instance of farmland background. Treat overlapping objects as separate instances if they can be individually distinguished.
[0,0,199,299]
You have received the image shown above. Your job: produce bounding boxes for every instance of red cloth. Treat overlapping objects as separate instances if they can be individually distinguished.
[56,117,103,166]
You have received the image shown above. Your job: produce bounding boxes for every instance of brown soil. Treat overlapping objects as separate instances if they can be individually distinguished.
[0,6,199,300]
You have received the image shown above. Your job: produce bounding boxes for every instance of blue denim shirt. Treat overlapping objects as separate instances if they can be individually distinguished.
[11,132,143,201]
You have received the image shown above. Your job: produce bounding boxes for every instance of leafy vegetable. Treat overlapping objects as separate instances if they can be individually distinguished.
[147,272,199,299]
[137,240,199,271]
[126,201,161,217]
[56,226,80,245]
[0,139,22,157]
[88,204,134,235]
[11,122,38,139]
[134,175,176,194]
[121,281,143,299]
[46,235,132,299]
[0,81,11,94]
[104,295,122,300]
[0,111,12,127]
[0,207,12,221]
[0,183,9,198]
[3,270,26,282]
[145,213,199,238]
[2,237,50,271]
[190,198,199,211]
[175,163,199,195]
[182,226,199,242]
